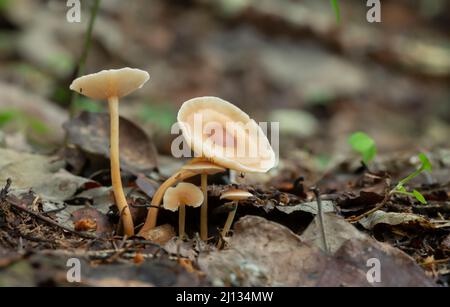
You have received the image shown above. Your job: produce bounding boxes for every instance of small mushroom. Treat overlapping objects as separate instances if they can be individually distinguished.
[182,161,226,240]
[162,182,204,240]
[218,188,253,247]
[70,68,150,236]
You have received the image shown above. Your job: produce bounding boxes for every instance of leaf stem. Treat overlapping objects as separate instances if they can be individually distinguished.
[69,0,101,118]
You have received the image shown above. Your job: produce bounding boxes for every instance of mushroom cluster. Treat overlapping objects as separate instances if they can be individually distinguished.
[139,96,276,242]
[69,70,275,242]
[70,68,150,236]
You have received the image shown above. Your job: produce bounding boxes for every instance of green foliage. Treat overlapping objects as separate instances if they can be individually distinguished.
[348,132,377,164]
[0,109,49,134]
[330,0,341,24]
[73,97,104,113]
[392,153,432,205]
[0,0,11,12]
[139,104,176,131]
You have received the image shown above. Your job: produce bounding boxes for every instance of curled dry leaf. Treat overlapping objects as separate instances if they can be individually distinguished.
[63,112,158,175]
[359,210,450,230]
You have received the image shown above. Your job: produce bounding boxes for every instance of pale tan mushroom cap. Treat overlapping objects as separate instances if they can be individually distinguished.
[70,68,150,100]
[220,188,253,201]
[163,182,204,212]
[182,161,226,175]
[177,97,276,173]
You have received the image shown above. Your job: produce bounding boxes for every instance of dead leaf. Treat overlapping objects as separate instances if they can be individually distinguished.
[139,224,175,244]
[302,212,437,286]
[358,210,450,230]
[276,200,335,215]
[331,238,436,287]
[300,212,367,253]
[64,112,158,175]
[198,215,329,286]
[0,148,93,202]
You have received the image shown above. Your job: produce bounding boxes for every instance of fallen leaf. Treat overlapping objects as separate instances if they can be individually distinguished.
[300,212,367,253]
[139,224,175,244]
[276,200,335,215]
[198,215,329,286]
[358,210,444,230]
[64,112,158,175]
[0,148,93,202]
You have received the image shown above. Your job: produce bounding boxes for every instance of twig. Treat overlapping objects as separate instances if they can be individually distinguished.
[311,187,329,254]
[6,200,97,240]
[0,178,12,200]
[347,179,391,223]
[69,0,102,118]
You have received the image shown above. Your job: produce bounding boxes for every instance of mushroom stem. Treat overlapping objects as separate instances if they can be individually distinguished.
[200,173,208,240]
[108,96,134,236]
[139,169,196,233]
[179,204,186,240]
[219,201,237,246]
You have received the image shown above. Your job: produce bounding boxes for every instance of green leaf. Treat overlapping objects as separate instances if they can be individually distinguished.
[418,153,432,173]
[412,190,427,204]
[74,97,103,113]
[0,110,21,127]
[348,132,377,164]
[397,185,407,193]
[330,0,341,24]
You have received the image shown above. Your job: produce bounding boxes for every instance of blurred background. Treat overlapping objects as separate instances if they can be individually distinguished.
[0,0,448,167]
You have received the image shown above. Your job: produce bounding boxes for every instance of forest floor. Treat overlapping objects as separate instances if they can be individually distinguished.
[0,0,449,286]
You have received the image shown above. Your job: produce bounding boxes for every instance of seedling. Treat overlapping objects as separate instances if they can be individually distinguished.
[390,153,432,204]
[348,131,377,164]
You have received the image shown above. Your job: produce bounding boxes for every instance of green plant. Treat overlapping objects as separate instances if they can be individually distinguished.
[330,0,341,24]
[0,109,49,134]
[348,131,377,164]
[390,153,432,204]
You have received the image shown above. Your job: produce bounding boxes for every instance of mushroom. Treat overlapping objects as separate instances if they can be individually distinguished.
[140,96,276,236]
[177,96,276,173]
[182,161,226,240]
[70,68,150,236]
[162,182,204,240]
[219,188,253,247]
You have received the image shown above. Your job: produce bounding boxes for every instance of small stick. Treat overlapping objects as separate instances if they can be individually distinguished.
[6,200,97,240]
[311,187,329,254]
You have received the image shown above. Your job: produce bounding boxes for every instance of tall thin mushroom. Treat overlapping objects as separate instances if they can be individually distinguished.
[70,68,150,236]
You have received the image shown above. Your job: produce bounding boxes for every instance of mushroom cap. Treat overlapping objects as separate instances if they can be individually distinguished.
[70,68,150,100]
[182,161,226,175]
[177,96,276,173]
[163,182,204,212]
[220,188,253,201]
